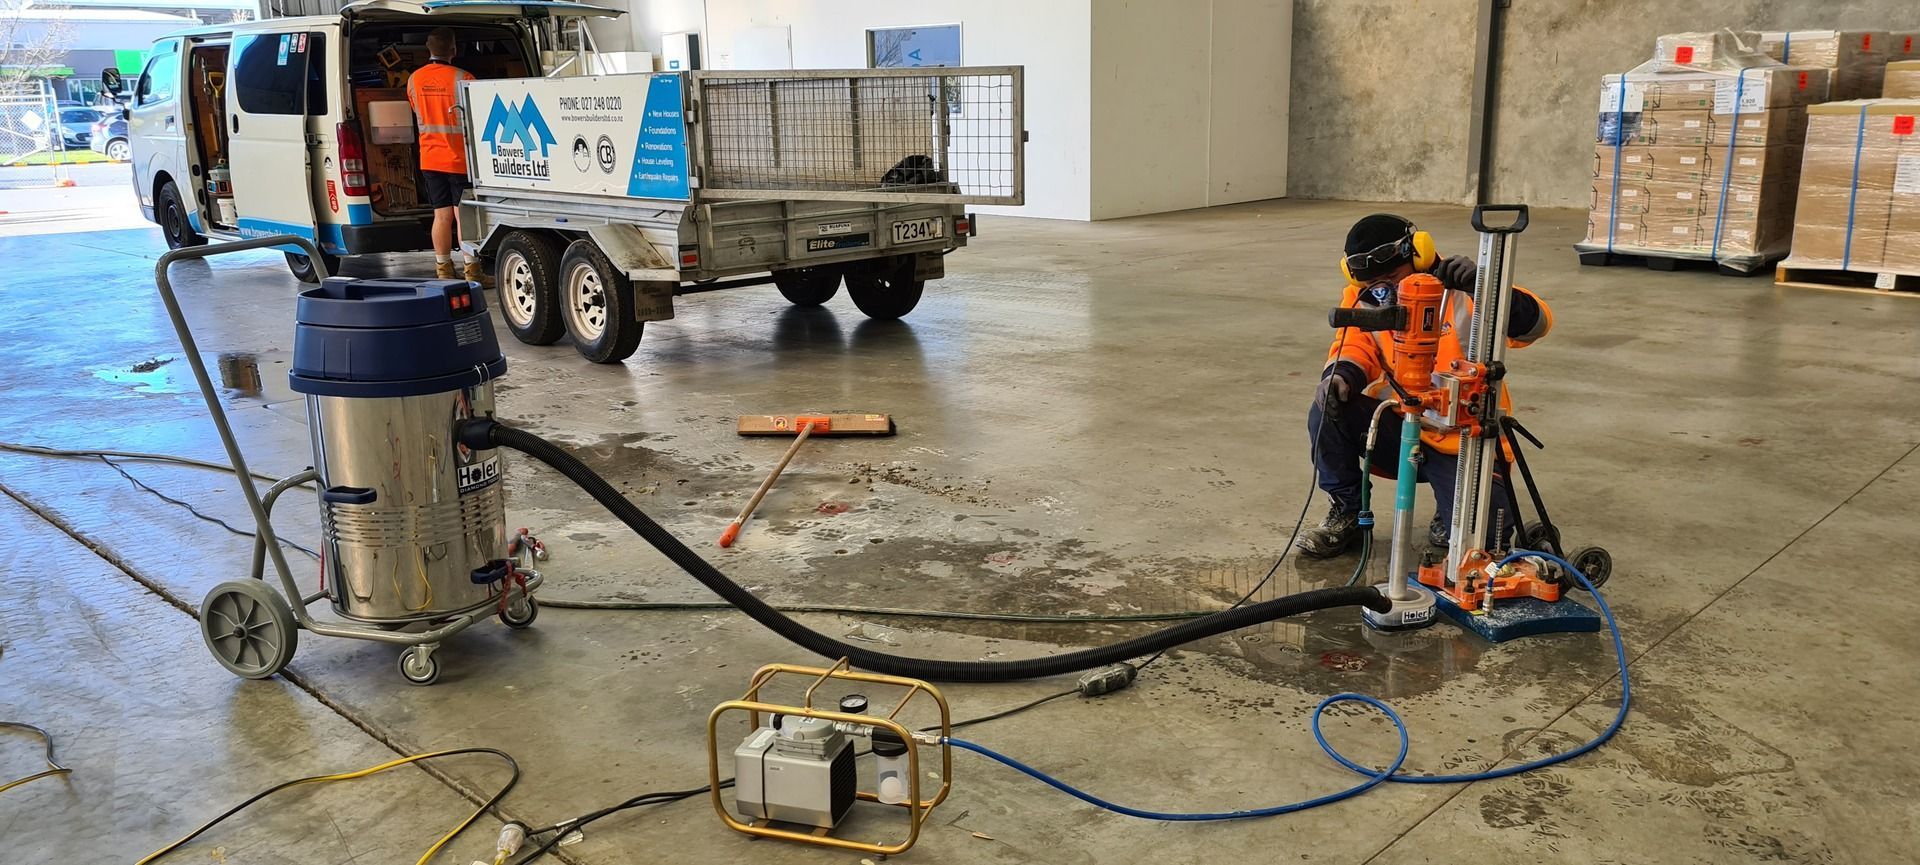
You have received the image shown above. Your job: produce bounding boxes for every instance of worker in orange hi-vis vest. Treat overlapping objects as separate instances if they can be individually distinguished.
[407,27,482,283]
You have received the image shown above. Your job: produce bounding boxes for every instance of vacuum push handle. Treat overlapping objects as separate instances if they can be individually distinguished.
[1328,304,1409,332]
[1471,203,1529,234]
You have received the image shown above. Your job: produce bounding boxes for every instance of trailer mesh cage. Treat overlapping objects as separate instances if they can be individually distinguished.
[693,67,1023,205]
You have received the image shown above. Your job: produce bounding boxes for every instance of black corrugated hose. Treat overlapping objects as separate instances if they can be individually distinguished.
[463,419,1389,683]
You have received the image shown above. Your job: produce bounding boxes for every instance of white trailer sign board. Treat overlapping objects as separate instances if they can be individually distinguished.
[466,73,691,200]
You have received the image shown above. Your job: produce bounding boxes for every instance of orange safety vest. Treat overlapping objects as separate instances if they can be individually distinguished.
[406,59,474,174]
[1324,282,1554,456]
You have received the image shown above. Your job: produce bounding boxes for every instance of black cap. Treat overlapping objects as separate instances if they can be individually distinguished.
[1345,213,1415,256]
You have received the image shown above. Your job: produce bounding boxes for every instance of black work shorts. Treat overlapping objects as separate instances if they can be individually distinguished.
[421,170,470,209]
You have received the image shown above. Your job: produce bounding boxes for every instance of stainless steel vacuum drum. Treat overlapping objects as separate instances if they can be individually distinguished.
[289,277,511,623]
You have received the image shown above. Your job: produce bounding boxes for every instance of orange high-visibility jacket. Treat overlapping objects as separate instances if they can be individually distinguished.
[1324,282,1553,456]
[406,59,474,174]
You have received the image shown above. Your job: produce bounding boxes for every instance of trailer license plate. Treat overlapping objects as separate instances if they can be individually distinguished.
[891,217,944,244]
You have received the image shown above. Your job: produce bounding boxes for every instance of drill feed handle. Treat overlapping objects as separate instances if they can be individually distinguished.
[1329,304,1409,332]
[1470,204,1529,234]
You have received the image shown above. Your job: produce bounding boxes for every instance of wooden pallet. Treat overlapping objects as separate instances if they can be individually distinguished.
[1774,264,1920,298]
[1577,250,1777,277]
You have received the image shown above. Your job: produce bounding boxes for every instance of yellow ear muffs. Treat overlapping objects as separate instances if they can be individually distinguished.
[1410,230,1437,271]
[1341,256,1357,286]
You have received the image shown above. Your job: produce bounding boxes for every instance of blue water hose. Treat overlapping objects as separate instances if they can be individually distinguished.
[947,550,1629,819]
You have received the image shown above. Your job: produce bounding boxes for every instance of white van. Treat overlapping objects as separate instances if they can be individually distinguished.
[117,0,616,281]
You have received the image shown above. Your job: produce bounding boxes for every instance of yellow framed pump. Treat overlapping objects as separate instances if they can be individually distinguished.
[706,659,951,856]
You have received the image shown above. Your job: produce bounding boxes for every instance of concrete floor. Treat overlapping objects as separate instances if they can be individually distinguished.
[1,200,1916,864]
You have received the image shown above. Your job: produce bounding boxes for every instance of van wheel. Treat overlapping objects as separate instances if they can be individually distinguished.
[773,267,841,306]
[495,231,566,345]
[157,179,205,250]
[559,239,643,364]
[844,257,925,320]
[285,251,341,283]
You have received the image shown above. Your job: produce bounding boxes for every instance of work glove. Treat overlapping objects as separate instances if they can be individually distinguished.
[1434,255,1479,292]
[1317,362,1366,413]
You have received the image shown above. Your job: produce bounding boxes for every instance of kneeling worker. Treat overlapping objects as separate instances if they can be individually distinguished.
[1296,214,1553,559]
[407,26,482,283]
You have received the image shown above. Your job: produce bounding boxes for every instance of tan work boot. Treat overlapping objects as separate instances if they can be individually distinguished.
[435,259,456,280]
[464,259,491,287]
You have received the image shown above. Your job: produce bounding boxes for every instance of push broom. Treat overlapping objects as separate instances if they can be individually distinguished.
[718,413,896,547]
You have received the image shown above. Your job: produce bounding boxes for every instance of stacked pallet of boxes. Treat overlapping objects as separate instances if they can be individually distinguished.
[1777,98,1920,292]
[1744,30,1890,100]
[1579,33,1830,273]
[1887,60,1920,99]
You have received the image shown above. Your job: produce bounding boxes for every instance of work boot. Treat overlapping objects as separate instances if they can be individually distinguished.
[1295,504,1362,559]
[1429,516,1450,549]
[435,259,456,280]
[464,259,491,287]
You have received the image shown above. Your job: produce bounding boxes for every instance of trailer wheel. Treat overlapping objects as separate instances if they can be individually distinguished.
[773,267,841,306]
[285,251,341,284]
[844,257,925,320]
[559,239,643,364]
[496,231,566,345]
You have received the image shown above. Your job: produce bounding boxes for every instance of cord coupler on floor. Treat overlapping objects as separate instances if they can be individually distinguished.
[946,549,1628,821]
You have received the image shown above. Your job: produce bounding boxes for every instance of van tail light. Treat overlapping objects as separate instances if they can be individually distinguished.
[336,122,370,196]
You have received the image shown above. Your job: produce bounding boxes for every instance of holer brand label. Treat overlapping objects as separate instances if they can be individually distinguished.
[481,94,557,181]
[457,456,501,494]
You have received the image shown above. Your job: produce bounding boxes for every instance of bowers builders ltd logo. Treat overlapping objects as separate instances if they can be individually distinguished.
[481,94,557,181]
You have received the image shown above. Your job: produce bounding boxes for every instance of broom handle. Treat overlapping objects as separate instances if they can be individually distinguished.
[718,422,816,547]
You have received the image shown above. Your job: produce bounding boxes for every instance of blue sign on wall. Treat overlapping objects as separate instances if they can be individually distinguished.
[868,25,961,68]
[627,74,690,200]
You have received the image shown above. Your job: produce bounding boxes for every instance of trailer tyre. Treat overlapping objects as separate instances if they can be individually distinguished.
[285,251,341,283]
[773,267,841,306]
[496,231,567,345]
[844,257,925,320]
[559,239,643,364]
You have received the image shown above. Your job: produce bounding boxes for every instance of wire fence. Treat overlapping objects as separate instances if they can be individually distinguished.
[695,67,1022,205]
[0,88,69,191]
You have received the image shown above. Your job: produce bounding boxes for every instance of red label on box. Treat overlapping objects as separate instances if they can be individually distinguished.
[1674,46,1694,64]
[1907,36,1914,53]
[1798,71,1808,90]
[1894,116,1915,136]
[1863,34,1873,50]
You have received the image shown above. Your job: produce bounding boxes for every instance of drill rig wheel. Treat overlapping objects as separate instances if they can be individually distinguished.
[1519,521,1564,558]
[1568,546,1612,590]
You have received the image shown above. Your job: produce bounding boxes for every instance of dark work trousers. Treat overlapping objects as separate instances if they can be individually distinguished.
[1308,394,1515,548]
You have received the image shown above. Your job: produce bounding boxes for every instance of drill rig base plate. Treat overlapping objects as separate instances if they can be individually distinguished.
[1433,592,1601,642]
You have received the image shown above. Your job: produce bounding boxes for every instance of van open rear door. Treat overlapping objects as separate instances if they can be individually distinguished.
[225,30,327,250]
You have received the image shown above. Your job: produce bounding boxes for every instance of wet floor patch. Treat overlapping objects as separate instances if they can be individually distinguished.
[92,350,297,403]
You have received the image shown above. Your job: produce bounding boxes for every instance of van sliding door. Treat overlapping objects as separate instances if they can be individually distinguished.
[226,31,326,250]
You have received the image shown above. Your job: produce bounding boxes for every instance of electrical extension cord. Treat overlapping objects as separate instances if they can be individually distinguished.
[945,549,1628,821]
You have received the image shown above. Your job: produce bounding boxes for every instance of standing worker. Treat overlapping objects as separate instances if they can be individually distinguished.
[407,27,482,283]
[1296,214,1554,559]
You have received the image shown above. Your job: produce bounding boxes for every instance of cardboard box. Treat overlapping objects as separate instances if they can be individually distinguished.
[1598,107,1805,148]
[1893,32,1920,59]
[1745,30,1890,99]
[1886,60,1920,100]
[1598,67,1829,115]
[1583,212,1650,248]
[1653,32,1741,72]
[1785,100,1920,272]
[1591,143,1801,186]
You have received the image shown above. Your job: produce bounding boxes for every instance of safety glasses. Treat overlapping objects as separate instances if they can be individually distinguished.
[1344,236,1412,282]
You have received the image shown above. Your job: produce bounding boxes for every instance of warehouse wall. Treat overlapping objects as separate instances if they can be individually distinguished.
[1089,0,1292,219]
[1289,0,1920,208]
[1286,0,1479,204]
[700,0,1094,220]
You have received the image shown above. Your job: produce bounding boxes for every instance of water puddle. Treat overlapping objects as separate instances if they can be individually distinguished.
[93,351,297,403]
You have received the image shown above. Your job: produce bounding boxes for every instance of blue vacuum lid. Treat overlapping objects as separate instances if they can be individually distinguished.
[290,277,507,398]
